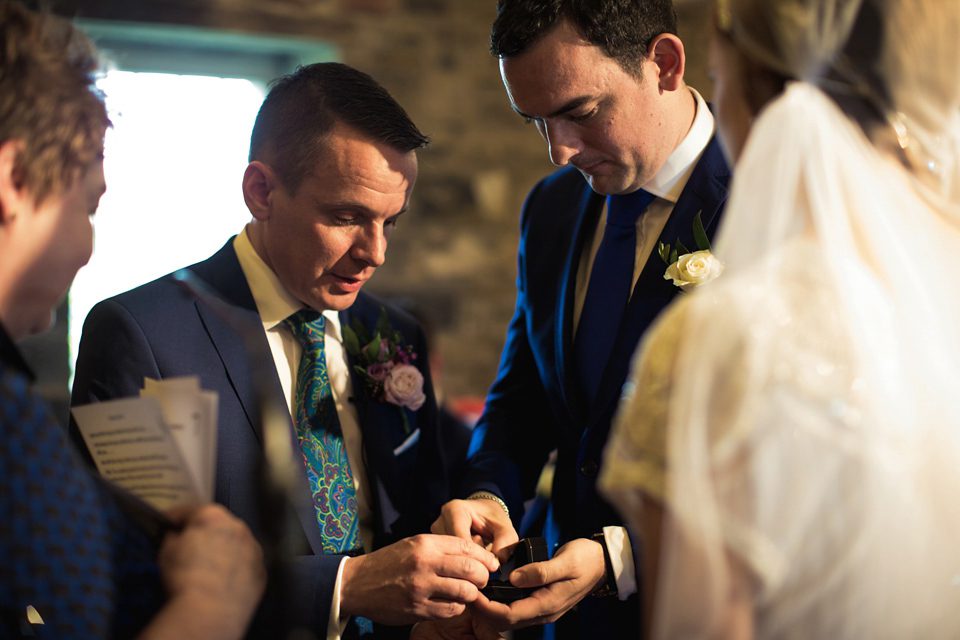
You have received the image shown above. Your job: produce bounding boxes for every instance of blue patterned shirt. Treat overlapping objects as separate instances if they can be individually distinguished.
[0,323,163,639]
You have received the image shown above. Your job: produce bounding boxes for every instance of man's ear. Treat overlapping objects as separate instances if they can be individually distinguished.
[242,161,279,221]
[0,139,27,224]
[650,34,686,92]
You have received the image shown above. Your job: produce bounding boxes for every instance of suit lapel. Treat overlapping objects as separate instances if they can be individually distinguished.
[557,188,606,426]
[189,240,328,556]
[589,137,731,422]
[189,240,283,446]
[340,296,409,535]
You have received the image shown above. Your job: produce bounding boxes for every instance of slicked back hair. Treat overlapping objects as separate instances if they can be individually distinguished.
[248,62,429,195]
[491,0,678,78]
[0,1,108,205]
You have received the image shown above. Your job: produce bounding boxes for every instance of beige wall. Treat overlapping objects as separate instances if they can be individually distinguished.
[53,0,713,402]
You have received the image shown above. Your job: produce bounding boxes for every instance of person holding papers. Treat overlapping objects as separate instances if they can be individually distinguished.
[0,2,265,639]
[71,62,499,639]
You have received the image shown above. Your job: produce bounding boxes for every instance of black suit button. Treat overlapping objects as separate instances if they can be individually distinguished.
[580,459,598,477]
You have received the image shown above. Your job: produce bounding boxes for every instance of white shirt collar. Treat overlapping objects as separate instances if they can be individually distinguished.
[232,226,343,341]
[643,87,715,203]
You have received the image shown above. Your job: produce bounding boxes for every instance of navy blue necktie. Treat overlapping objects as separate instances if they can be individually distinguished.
[574,189,656,406]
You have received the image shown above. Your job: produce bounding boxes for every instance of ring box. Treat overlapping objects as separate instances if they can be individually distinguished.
[481,536,549,603]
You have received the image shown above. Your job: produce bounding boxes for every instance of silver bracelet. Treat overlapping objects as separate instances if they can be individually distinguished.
[468,491,510,517]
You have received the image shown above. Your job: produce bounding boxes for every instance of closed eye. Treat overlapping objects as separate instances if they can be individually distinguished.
[569,108,598,123]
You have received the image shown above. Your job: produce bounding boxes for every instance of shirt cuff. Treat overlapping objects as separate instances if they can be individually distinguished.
[603,526,638,601]
[327,556,349,640]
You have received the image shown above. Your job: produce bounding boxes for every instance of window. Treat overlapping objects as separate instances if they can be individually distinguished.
[67,20,336,375]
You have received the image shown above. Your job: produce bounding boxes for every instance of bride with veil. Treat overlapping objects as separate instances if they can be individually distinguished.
[598,0,960,637]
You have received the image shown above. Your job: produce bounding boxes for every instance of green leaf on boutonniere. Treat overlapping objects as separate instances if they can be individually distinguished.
[660,241,680,266]
[343,324,361,358]
[692,211,711,251]
[659,211,711,266]
[658,241,671,265]
[350,316,372,346]
[353,364,375,384]
[375,308,392,343]
[362,332,382,362]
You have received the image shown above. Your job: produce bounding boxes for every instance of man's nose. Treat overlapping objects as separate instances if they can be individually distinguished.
[353,225,387,268]
[541,120,580,167]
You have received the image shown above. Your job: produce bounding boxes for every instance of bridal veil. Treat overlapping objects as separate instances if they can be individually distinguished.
[600,0,960,637]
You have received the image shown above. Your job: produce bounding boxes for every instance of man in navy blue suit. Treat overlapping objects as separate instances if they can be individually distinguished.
[433,1,731,638]
[71,63,498,640]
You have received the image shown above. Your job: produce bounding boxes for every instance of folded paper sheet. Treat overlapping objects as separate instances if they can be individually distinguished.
[72,376,218,511]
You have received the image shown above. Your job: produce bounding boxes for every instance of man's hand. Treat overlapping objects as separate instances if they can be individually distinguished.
[469,537,607,630]
[138,504,266,640]
[431,498,519,561]
[340,534,500,625]
[410,612,505,640]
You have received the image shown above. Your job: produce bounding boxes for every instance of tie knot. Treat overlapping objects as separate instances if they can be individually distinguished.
[283,309,324,347]
[605,189,656,228]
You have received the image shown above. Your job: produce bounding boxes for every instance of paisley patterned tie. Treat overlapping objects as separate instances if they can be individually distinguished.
[283,310,361,554]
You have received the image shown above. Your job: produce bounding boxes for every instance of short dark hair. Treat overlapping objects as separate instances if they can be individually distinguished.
[248,62,429,194]
[491,0,678,76]
[0,1,108,204]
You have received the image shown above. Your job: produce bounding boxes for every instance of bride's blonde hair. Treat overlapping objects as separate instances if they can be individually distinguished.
[718,0,960,197]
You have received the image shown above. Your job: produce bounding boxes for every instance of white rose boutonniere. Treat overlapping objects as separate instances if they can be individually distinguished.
[659,211,723,291]
[664,250,724,292]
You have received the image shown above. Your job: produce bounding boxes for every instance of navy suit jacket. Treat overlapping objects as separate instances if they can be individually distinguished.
[70,239,448,639]
[460,135,730,638]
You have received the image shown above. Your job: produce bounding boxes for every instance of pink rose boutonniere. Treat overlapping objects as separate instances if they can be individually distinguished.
[343,307,424,432]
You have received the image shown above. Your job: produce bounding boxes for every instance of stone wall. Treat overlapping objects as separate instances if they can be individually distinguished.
[40,0,712,410]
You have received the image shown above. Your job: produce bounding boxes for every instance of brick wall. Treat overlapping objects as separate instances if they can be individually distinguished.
[37,0,711,411]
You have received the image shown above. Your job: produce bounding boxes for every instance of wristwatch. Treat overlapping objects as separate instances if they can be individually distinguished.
[590,532,618,597]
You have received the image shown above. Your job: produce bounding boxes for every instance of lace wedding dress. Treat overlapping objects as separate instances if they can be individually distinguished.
[599,0,960,636]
